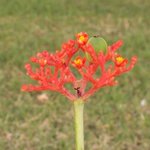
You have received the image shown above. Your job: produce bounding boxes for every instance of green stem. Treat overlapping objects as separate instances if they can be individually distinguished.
[74,99,84,150]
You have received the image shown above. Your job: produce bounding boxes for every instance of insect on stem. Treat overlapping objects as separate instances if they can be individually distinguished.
[74,87,82,97]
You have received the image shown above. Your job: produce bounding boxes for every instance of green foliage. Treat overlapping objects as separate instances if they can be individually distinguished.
[0,0,150,149]
[86,36,107,61]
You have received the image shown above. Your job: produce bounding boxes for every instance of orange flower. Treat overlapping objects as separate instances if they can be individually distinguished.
[39,58,47,66]
[114,55,127,67]
[72,57,86,69]
[76,32,88,45]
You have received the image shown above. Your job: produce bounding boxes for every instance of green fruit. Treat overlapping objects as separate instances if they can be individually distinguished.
[85,36,108,61]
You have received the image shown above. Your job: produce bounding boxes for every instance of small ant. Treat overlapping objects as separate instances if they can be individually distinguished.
[93,34,100,38]
[74,87,82,97]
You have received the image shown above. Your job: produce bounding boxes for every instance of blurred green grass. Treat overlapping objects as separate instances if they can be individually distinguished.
[0,0,150,149]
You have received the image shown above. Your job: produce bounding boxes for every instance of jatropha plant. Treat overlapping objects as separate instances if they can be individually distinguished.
[22,32,137,150]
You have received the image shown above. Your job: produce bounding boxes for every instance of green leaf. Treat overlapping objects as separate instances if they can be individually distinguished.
[85,36,108,61]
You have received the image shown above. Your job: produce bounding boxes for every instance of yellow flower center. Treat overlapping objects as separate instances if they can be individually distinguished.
[116,56,124,64]
[79,36,85,42]
[74,59,82,65]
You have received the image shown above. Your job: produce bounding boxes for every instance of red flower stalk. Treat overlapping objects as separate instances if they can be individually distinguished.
[22,32,137,101]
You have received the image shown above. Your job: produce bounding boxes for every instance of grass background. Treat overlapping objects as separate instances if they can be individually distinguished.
[0,0,150,149]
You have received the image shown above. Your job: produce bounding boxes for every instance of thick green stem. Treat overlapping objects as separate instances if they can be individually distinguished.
[74,99,84,150]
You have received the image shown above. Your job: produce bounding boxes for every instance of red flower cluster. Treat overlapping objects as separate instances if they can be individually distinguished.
[22,32,137,101]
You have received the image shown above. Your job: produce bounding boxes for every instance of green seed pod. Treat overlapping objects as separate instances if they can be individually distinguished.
[85,36,108,61]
